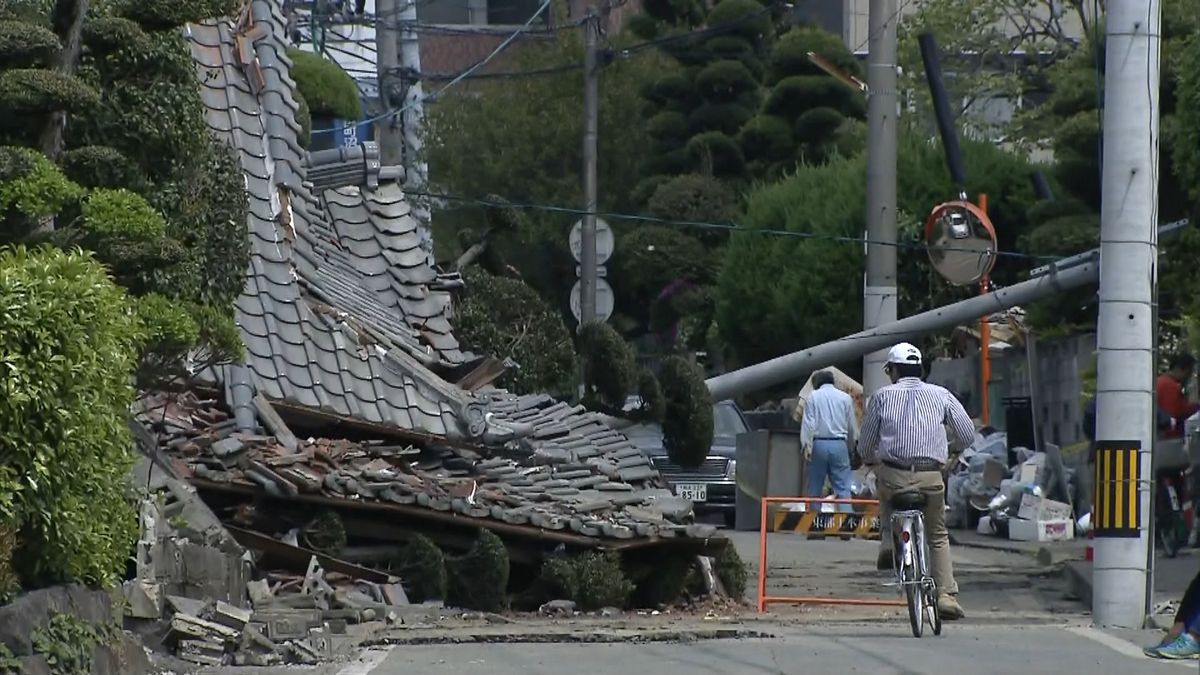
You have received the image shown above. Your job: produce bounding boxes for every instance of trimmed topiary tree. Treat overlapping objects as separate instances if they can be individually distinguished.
[396,533,447,603]
[454,268,578,396]
[540,551,633,611]
[445,529,509,612]
[657,355,713,468]
[286,48,362,121]
[0,245,143,588]
[578,321,638,412]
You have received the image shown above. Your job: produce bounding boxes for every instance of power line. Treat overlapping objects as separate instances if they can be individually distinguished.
[311,0,554,135]
[407,189,1061,262]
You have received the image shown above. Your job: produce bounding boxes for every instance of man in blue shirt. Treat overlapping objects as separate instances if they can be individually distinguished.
[800,370,857,512]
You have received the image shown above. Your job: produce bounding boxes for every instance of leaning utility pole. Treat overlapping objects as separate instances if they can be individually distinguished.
[1092,0,1160,628]
[578,7,600,327]
[862,0,899,396]
[376,0,404,166]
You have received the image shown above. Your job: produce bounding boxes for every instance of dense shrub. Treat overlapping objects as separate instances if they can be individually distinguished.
[646,173,738,226]
[445,529,509,612]
[82,16,150,57]
[541,552,633,611]
[454,269,578,396]
[0,68,98,115]
[0,146,84,236]
[113,0,242,29]
[685,131,745,177]
[0,19,59,67]
[688,101,754,135]
[715,543,747,598]
[703,0,771,44]
[0,245,143,588]
[287,48,362,121]
[294,90,312,149]
[60,145,146,190]
[738,113,793,162]
[695,59,757,101]
[81,188,167,240]
[657,355,713,468]
[396,534,447,603]
[767,24,861,85]
[578,321,638,411]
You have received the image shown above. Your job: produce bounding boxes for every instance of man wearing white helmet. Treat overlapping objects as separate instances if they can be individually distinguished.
[857,342,975,621]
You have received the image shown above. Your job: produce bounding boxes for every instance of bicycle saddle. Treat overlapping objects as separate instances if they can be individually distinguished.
[890,491,928,511]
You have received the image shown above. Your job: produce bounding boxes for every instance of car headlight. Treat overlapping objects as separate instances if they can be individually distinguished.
[725,459,736,478]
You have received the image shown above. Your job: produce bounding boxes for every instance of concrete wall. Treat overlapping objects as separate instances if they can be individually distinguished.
[928,333,1096,447]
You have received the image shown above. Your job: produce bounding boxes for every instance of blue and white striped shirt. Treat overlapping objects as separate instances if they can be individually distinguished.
[857,377,975,465]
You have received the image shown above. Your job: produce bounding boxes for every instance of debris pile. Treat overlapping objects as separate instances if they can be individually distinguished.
[134,392,716,542]
[163,556,413,667]
[946,429,1080,542]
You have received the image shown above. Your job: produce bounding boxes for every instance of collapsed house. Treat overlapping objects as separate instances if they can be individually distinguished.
[123,1,730,665]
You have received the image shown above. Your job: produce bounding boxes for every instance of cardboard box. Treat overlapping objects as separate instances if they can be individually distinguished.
[982,459,1007,489]
[1015,460,1039,484]
[1008,517,1074,542]
[1017,493,1073,521]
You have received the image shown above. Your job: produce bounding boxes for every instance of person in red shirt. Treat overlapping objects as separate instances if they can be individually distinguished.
[1158,353,1199,438]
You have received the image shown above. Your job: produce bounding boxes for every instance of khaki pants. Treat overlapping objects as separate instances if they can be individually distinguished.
[875,464,959,596]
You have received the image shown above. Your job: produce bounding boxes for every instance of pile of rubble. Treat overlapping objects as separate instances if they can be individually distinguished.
[947,429,1079,542]
[163,557,411,667]
[134,392,714,542]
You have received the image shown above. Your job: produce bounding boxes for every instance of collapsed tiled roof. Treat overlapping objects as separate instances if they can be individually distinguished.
[139,393,710,541]
[181,1,697,541]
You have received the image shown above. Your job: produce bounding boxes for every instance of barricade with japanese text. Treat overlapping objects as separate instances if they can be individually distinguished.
[756,496,903,613]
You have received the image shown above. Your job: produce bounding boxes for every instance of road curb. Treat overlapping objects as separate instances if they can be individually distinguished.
[1064,560,1093,607]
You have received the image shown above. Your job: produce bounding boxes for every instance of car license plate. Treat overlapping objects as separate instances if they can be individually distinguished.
[676,483,707,502]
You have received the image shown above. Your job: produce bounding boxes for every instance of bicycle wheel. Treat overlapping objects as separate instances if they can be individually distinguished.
[1158,513,1183,558]
[927,587,942,636]
[904,558,923,638]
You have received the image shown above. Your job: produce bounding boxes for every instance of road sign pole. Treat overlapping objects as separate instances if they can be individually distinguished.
[579,8,600,329]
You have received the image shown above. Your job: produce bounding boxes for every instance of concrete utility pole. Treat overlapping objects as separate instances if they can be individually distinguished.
[399,0,427,190]
[376,0,404,166]
[579,7,600,327]
[706,259,1100,402]
[1092,0,1161,628]
[862,0,899,396]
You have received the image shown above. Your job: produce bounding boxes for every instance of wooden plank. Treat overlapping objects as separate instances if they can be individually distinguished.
[224,525,394,584]
[253,392,299,451]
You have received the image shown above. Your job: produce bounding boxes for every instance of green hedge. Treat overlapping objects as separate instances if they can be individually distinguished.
[294,90,313,149]
[540,552,633,611]
[0,19,59,68]
[0,68,99,115]
[768,25,862,85]
[687,101,753,136]
[286,49,362,121]
[695,59,758,102]
[0,245,143,588]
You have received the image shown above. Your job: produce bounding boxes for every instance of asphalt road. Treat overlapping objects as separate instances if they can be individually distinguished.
[339,623,1192,674]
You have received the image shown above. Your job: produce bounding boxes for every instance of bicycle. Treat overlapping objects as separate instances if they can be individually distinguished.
[1155,465,1191,558]
[885,490,942,638]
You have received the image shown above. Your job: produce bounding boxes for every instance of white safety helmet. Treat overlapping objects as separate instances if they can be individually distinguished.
[886,342,923,366]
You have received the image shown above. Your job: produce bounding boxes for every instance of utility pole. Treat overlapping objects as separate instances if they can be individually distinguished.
[862,0,899,396]
[1092,0,1160,628]
[579,7,600,327]
[376,0,404,166]
[399,0,426,188]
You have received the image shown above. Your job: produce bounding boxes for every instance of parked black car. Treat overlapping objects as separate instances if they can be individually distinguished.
[623,400,750,527]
